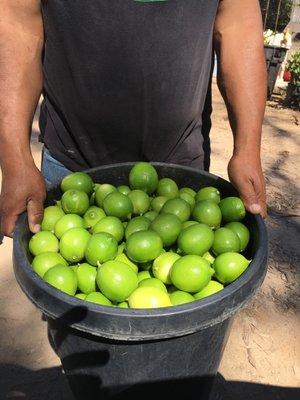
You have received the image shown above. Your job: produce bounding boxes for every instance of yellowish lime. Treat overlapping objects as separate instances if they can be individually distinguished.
[138,277,167,293]
[152,252,181,284]
[194,281,224,299]
[128,287,172,308]
[170,291,195,305]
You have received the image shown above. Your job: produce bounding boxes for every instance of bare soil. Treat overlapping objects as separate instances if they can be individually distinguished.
[0,82,299,399]
[210,85,300,395]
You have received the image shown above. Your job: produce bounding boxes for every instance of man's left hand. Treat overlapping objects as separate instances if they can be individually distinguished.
[227,153,267,218]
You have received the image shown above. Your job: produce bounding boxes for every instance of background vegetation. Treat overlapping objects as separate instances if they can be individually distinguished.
[260,0,293,32]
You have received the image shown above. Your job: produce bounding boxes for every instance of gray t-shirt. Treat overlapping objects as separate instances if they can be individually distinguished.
[40,0,219,171]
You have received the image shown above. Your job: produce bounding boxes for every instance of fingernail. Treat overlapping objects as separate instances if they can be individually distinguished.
[32,224,41,233]
[250,204,261,214]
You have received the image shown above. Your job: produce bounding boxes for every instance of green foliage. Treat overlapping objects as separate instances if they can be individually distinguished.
[260,0,293,32]
[287,52,300,85]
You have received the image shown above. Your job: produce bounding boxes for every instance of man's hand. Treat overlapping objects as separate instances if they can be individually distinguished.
[228,152,267,218]
[0,163,46,237]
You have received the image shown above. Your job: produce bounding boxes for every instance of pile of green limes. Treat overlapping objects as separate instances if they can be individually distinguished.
[29,162,252,308]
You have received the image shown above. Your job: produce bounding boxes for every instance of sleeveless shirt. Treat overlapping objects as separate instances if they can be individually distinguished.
[40,0,219,171]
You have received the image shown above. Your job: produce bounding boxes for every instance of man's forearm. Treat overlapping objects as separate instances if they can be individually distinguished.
[214,0,267,156]
[0,0,43,171]
[0,0,46,237]
[213,0,267,217]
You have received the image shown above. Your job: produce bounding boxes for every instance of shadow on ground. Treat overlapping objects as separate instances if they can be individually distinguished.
[0,363,299,400]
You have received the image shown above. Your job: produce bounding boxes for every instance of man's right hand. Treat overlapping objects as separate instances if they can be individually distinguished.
[0,163,46,237]
[0,0,44,238]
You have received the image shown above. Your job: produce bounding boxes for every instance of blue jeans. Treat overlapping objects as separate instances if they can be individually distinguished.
[41,147,72,188]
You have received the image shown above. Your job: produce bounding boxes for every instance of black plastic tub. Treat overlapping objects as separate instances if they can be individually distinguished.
[13,163,268,399]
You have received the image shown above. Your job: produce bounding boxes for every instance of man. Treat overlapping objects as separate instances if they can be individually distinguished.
[0,0,267,238]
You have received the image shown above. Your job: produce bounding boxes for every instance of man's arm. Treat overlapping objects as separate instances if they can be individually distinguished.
[214,0,267,217]
[0,0,45,237]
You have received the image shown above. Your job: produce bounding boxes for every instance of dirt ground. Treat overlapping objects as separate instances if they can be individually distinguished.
[0,82,299,400]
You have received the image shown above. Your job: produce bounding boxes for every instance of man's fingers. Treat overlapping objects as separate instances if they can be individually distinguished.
[238,181,262,216]
[228,155,267,218]
[27,198,44,234]
[253,177,267,218]
[0,211,19,237]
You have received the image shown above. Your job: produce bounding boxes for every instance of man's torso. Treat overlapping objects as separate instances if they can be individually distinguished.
[40,0,219,170]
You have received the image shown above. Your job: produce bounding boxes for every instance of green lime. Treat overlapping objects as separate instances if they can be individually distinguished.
[85,291,112,306]
[92,216,124,242]
[115,253,138,274]
[128,286,172,308]
[85,232,118,266]
[195,187,221,204]
[152,252,181,284]
[143,211,159,222]
[117,242,126,255]
[182,220,199,230]
[192,200,222,228]
[41,206,65,232]
[225,222,250,252]
[96,260,138,302]
[70,265,79,273]
[83,206,106,229]
[137,270,152,283]
[150,213,182,246]
[179,192,195,210]
[29,231,59,256]
[219,197,246,222]
[126,230,163,263]
[213,252,251,284]
[95,184,116,207]
[61,190,90,215]
[128,190,150,215]
[177,224,214,256]
[138,277,167,293]
[212,227,240,255]
[61,172,94,195]
[129,162,159,195]
[202,251,215,265]
[194,280,224,299]
[54,214,84,239]
[103,191,133,221]
[157,178,179,199]
[32,252,68,278]
[161,198,191,222]
[117,185,131,195]
[150,196,168,213]
[179,187,196,197]
[125,216,151,240]
[55,200,62,208]
[170,255,212,293]
[59,228,91,263]
[89,192,95,206]
[76,263,97,294]
[43,264,77,295]
[118,301,129,308]
[75,293,86,300]
[170,290,195,305]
